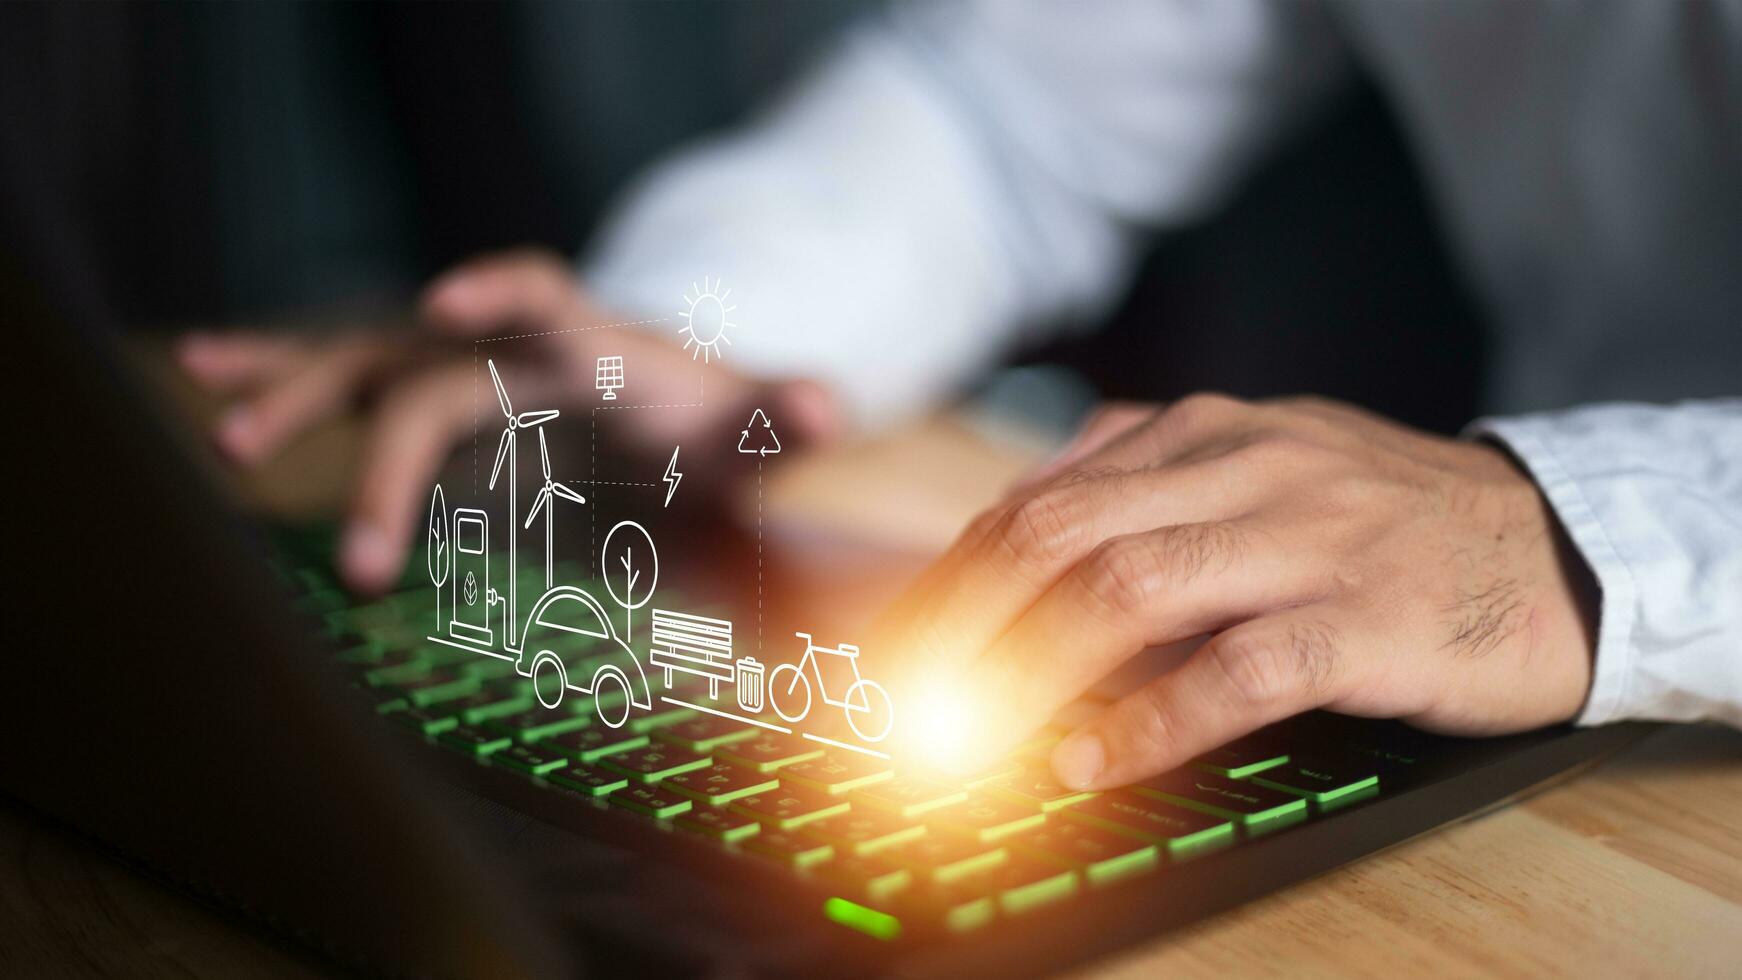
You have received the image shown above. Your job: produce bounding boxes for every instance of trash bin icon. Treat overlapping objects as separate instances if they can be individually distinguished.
[735,656,764,713]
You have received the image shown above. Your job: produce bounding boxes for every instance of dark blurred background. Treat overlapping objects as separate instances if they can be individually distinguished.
[0,0,1485,434]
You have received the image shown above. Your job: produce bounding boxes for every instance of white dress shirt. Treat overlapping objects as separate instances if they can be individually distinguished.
[585,1,1742,728]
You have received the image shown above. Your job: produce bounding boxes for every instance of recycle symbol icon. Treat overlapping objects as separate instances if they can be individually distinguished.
[736,408,781,456]
[463,570,478,605]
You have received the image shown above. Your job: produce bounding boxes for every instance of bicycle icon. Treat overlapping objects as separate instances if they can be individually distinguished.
[770,632,895,743]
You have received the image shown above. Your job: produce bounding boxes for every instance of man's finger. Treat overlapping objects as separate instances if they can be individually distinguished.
[213,339,386,464]
[420,251,582,337]
[1010,403,1157,495]
[893,458,1263,685]
[953,519,1319,768]
[177,333,309,392]
[341,364,476,593]
[1051,609,1348,789]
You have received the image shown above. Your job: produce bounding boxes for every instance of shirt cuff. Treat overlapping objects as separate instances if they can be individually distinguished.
[1466,415,1639,726]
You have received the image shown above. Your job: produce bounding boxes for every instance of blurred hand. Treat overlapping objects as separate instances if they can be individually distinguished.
[883,394,1596,789]
[179,249,839,593]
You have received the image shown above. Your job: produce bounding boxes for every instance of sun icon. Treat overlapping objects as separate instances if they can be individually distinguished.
[678,277,735,363]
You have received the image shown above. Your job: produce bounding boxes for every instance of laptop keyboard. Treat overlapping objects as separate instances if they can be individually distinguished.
[279,541,1407,943]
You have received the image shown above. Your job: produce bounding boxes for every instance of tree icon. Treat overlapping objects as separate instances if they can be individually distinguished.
[602,521,659,642]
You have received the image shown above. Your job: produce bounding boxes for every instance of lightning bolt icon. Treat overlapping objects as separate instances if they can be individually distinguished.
[662,446,682,508]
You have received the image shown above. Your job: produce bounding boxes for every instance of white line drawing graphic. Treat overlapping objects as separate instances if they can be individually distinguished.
[737,408,781,456]
[770,633,895,744]
[523,427,587,590]
[802,731,891,761]
[662,446,682,507]
[602,520,659,643]
[426,486,651,728]
[650,609,734,698]
[486,358,560,648]
[427,484,449,631]
[595,355,624,400]
[679,276,735,363]
[735,655,764,712]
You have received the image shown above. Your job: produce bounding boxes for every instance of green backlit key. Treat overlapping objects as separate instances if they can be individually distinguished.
[675,806,762,843]
[850,775,968,818]
[660,760,780,806]
[390,705,460,736]
[731,784,852,830]
[487,708,591,744]
[718,733,825,773]
[1251,756,1379,808]
[627,703,694,734]
[1012,821,1158,886]
[609,784,693,819]
[548,727,649,763]
[886,835,1008,885]
[779,754,895,795]
[447,690,536,725]
[743,829,834,868]
[386,669,481,708]
[1193,740,1291,779]
[819,856,914,904]
[492,742,570,776]
[653,715,761,753]
[1132,770,1308,832]
[599,745,713,784]
[927,795,1046,844]
[982,855,1079,915]
[1066,792,1234,859]
[547,762,629,797]
[437,725,513,757]
[803,809,928,857]
[985,766,1096,813]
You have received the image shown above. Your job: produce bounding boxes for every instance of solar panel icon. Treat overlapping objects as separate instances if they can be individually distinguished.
[595,355,625,400]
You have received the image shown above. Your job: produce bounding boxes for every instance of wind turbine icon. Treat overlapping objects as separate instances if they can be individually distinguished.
[524,426,586,590]
[487,358,561,648]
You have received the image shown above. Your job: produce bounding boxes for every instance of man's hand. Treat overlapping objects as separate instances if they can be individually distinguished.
[178,249,838,593]
[888,394,1596,790]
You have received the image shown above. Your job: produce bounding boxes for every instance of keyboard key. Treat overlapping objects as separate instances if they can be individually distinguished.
[548,727,649,763]
[886,835,1007,884]
[386,670,481,708]
[1193,740,1291,779]
[985,766,1096,812]
[608,784,692,819]
[982,855,1079,915]
[390,705,460,736]
[818,856,914,904]
[1012,822,1158,886]
[1251,756,1379,807]
[599,745,713,784]
[850,775,968,818]
[492,742,570,776]
[1067,793,1233,859]
[959,759,1023,790]
[653,714,761,752]
[437,725,513,757]
[660,761,780,806]
[1131,770,1308,832]
[803,810,927,857]
[731,784,852,830]
[675,806,762,843]
[362,653,430,687]
[487,708,591,744]
[457,655,521,681]
[547,763,629,798]
[743,829,834,868]
[927,796,1046,844]
[628,702,694,733]
[447,690,536,725]
[333,639,388,665]
[718,733,825,772]
[779,754,895,795]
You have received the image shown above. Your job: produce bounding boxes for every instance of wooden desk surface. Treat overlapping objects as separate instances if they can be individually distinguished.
[10,362,1742,977]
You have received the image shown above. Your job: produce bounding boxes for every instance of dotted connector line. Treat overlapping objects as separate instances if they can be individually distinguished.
[471,316,671,344]
[572,480,659,488]
[757,456,764,655]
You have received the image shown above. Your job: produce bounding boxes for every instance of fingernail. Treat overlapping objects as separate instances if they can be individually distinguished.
[342,523,392,591]
[1052,732,1105,790]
